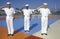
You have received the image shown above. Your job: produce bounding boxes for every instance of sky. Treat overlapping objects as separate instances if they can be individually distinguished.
[0,0,60,10]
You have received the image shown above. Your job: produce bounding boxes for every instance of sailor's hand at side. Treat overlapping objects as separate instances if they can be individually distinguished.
[13,15,15,21]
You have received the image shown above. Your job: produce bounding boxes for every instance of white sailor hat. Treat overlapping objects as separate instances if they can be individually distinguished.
[43,3,48,5]
[6,2,11,4]
[25,4,29,6]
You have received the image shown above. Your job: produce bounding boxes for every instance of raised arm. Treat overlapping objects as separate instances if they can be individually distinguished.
[0,6,4,10]
[0,6,2,10]
[19,6,25,14]
[36,6,40,12]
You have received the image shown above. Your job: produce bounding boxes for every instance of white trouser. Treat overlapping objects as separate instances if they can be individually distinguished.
[24,16,30,31]
[41,16,48,33]
[6,16,14,34]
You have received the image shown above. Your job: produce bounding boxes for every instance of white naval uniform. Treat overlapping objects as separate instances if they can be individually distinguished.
[2,8,15,34]
[22,9,32,31]
[39,8,51,33]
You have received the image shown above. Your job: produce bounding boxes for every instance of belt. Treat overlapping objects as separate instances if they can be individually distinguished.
[6,15,13,16]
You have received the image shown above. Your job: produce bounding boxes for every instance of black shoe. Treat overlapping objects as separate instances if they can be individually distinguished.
[8,34,10,36]
[41,34,43,35]
[41,33,44,35]
[10,34,14,36]
[25,30,29,32]
[41,33,47,35]
[45,33,47,35]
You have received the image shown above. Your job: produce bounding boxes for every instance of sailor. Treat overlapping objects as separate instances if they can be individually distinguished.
[37,3,51,35]
[22,4,32,32]
[0,2,15,36]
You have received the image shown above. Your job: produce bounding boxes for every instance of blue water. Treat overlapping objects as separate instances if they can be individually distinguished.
[0,17,58,34]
